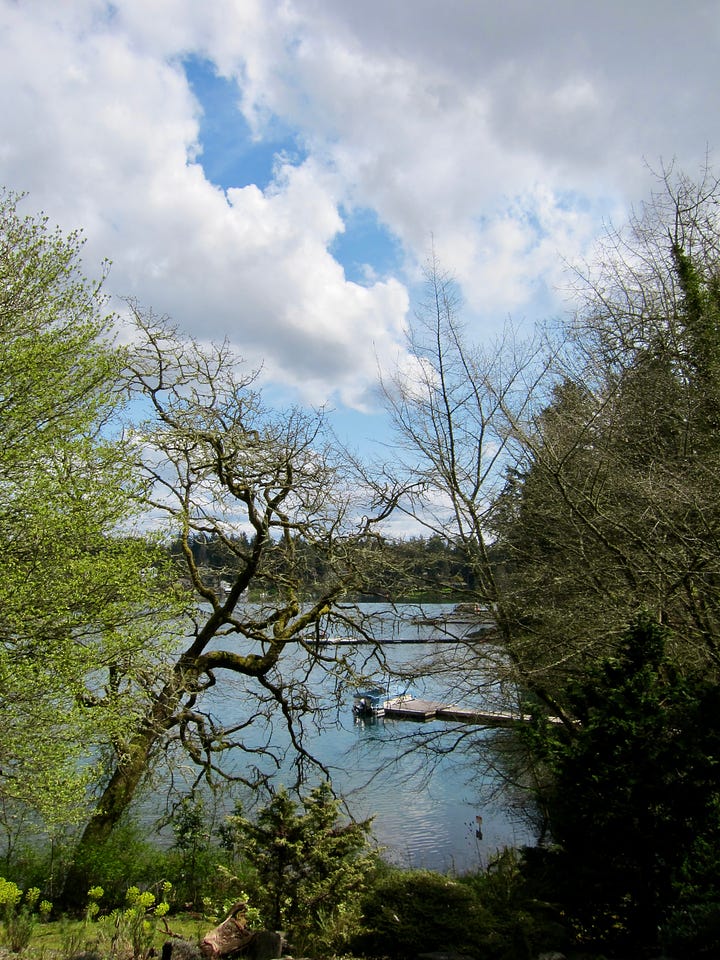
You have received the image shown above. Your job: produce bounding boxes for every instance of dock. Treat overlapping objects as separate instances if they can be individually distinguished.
[320,633,495,645]
[383,696,532,726]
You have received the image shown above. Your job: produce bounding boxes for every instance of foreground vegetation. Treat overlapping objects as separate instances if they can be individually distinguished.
[3,767,719,960]
[0,784,539,960]
[0,792,651,960]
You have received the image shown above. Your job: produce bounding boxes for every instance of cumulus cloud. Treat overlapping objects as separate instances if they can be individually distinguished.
[0,1,412,408]
[0,0,717,416]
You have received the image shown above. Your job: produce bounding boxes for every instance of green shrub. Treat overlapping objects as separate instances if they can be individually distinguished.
[523,617,720,954]
[66,824,170,908]
[462,849,570,960]
[0,833,75,901]
[354,853,571,960]
[95,883,171,960]
[353,865,490,959]
[222,782,375,955]
[660,900,720,957]
[0,878,52,952]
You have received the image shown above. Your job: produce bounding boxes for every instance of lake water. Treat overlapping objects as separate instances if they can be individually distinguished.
[195,603,536,874]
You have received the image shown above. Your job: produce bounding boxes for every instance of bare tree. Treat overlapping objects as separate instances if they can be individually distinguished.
[361,253,573,729]
[371,165,720,723]
[71,307,386,869]
[495,164,720,696]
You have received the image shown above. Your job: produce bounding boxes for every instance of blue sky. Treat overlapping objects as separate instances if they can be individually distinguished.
[1,0,719,455]
[185,56,305,193]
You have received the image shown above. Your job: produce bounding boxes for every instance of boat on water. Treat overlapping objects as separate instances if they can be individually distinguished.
[352,689,387,718]
[352,687,413,718]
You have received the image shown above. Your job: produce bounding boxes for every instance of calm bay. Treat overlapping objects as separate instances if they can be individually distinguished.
[198,603,535,873]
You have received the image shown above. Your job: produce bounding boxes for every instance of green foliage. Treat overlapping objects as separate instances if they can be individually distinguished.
[354,866,490,959]
[0,825,76,902]
[52,882,174,960]
[526,616,720,953]
[660,899,720,958]
[222,782,375,954]
[0,878,51,952]
[462,849,571,960]
[0,188,183,829]
[95,883,171,960]
[171,797,209,907]
[169,796,240,912]
[66,823,175,908]
[173,530,474,602]
[355,855,570,960]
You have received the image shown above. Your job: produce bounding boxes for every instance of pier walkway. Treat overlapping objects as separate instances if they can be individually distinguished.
[383,696,533,726]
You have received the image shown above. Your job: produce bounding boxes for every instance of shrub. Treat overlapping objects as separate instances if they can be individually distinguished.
[353,866,490,959]
[66,823,170,908]
[0,878,52,952]
[222,782,375,955]
[96,883,172,960]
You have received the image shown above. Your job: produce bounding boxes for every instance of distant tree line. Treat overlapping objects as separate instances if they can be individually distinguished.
[168,530,483,601]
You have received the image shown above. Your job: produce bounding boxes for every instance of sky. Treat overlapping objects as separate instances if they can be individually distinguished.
[1,0,719,453]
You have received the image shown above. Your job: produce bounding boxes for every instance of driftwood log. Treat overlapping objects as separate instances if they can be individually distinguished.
[162,902,283,960]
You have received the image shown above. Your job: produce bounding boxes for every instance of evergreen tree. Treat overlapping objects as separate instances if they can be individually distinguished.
[527,616,720,954]
[222,782,375,952]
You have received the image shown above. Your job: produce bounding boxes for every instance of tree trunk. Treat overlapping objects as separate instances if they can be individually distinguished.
[61,723,160,909]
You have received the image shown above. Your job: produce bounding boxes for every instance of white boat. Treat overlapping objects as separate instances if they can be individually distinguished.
[352,686,413,718]
[352,689,387,717]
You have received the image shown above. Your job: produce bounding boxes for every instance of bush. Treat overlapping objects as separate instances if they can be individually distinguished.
[66,824,171,908]
[353,852,573,960]
[353,866,491,959]
[524,617,720,954]
[466,849,571,960]
[660,901,720,958]
[222,782,375,955]
[0,878,52,952]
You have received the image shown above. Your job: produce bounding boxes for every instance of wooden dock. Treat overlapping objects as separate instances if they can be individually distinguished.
[383,696,531,726]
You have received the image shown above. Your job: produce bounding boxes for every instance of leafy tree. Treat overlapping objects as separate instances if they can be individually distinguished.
[221,782,375,952]
[375,169,720,716]
[491,166,720,709]
[0,189,179,830]
[371,170,720,934]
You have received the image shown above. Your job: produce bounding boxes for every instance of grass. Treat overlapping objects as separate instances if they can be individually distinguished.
[0,913,211,960]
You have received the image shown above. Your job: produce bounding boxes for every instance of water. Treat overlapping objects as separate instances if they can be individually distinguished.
[193,603,536,873]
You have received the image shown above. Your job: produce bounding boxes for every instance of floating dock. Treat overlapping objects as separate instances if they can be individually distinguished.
[382,696,532,726]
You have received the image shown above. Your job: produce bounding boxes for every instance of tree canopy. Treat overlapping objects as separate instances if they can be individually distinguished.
[69,305,391,876]
[6,165,720,954]
[0,190,180,828]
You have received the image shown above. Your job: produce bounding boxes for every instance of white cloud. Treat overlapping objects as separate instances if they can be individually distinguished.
[0,0,718,417]
[0,1,411,409]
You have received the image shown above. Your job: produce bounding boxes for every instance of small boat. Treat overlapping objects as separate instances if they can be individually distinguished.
[352,685,414,718]
[352,689,387,718]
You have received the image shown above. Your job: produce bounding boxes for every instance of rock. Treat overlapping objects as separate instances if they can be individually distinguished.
[239,931,283,960]
[161,940,204,960]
